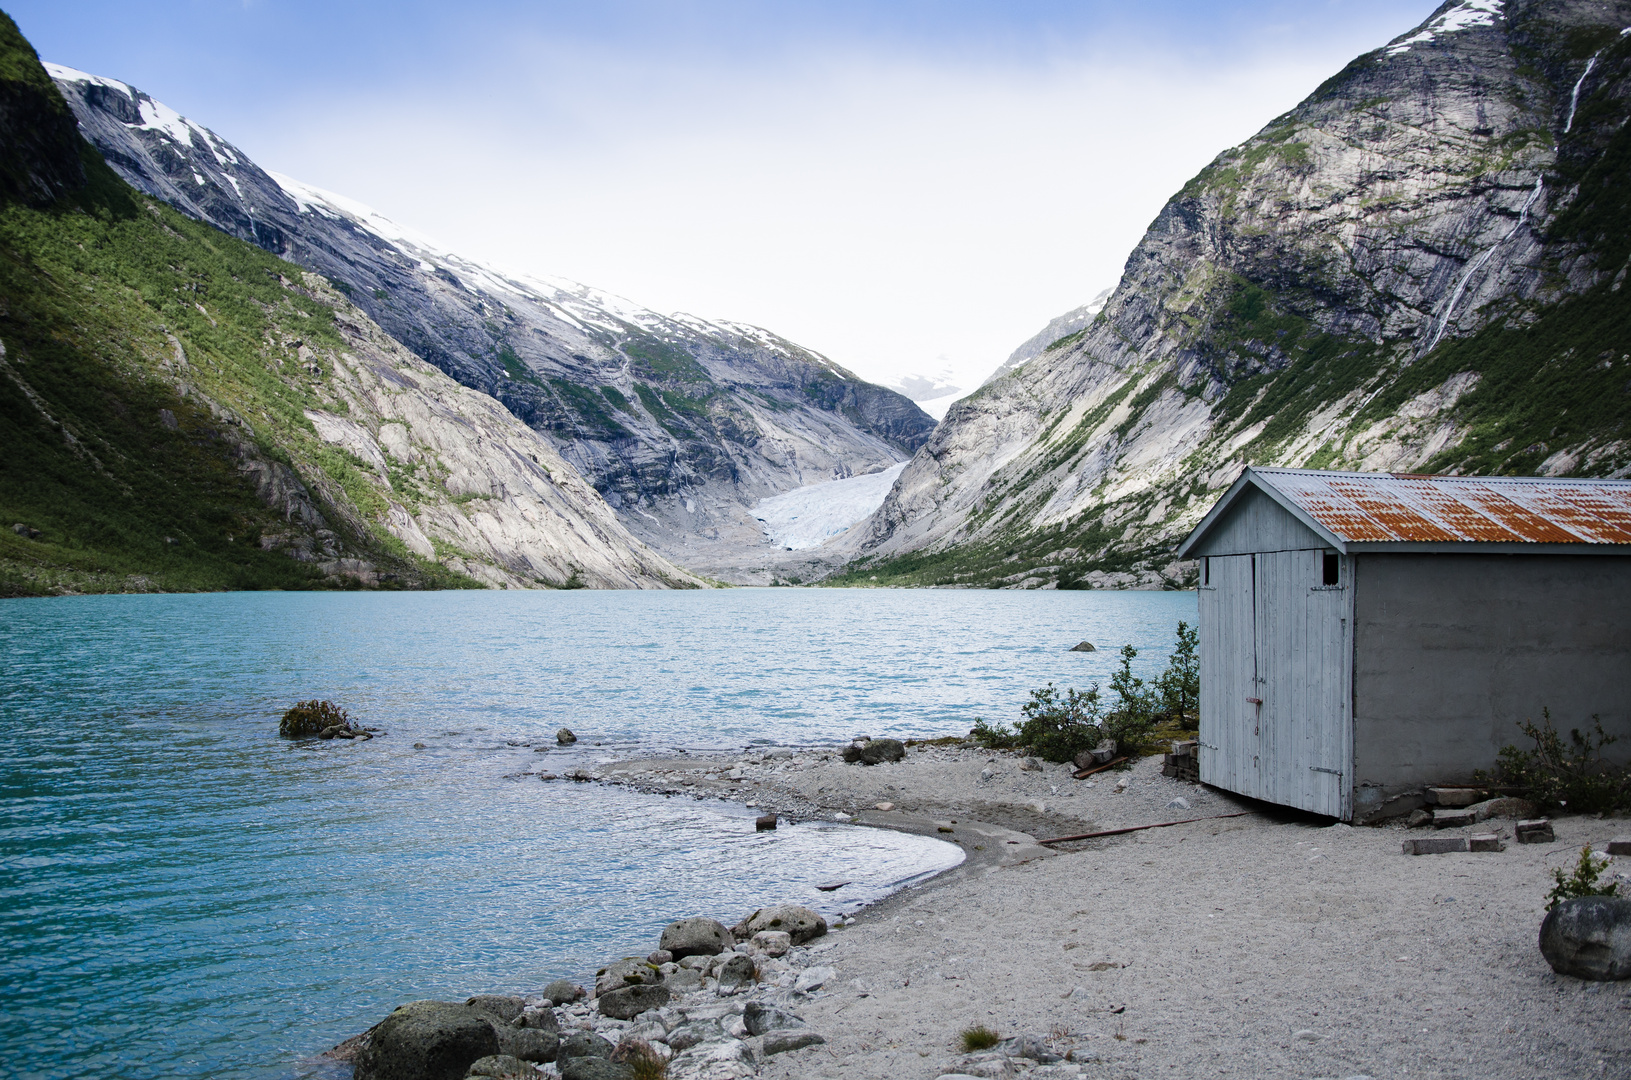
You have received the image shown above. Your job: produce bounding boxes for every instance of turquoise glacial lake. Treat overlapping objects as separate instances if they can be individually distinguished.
[0,588,1195,1080]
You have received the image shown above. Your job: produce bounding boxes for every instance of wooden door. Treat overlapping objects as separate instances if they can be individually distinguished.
[1198,554,1261,801]
[1253,549,1352,818]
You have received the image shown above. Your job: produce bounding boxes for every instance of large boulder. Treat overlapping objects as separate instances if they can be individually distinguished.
[841,738,905,765]
[659,917,734,959]
[594,956,660,997]
[732,904,827,945]
[353,1000,500,1080]
[1539,896,1631,980]
[463,995,525,1024]
[597,982,670,1019]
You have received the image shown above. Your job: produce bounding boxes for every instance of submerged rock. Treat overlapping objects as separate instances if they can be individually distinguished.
[557,728,577,745]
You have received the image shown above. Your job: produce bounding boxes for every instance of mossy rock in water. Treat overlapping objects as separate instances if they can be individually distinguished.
[280,700,352,738]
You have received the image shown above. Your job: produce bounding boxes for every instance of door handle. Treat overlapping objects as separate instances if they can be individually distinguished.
[1246,697,1262,705]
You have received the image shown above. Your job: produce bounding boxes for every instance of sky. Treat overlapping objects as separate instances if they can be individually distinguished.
[16,1,1436,407]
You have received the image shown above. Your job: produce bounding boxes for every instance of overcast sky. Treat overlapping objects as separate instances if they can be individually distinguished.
[17,1,1435,402]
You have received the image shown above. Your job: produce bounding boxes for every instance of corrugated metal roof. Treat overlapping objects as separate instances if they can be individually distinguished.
[1253,468,1631,545]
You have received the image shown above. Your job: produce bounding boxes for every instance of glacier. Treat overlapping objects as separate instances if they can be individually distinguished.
[754,463,908,550]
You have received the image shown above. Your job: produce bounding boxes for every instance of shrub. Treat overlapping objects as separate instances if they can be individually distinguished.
[1481,709,1629,814]
[1547,846,1620,911]
[970,623,1197,762]
[971,682,1104,762]
[1154,621,1199,729]
[279,699,352,738]
[960,1025,1001,1052]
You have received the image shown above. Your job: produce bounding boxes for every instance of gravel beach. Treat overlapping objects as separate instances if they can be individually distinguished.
[592,744,1631,1079]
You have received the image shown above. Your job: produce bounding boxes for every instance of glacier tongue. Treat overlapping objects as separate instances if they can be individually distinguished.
[754,463,907,550]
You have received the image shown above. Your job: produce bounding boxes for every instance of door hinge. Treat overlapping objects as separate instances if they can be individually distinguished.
[1246,696,1262,705]
[1198,742,1220,750]
[1309,766,1343,776]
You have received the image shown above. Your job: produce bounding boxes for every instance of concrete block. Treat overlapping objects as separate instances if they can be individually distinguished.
[1425,787,1485,807]
[1516,819,1555,844]
[1404,836,1469,855]
[1468,834,1503,852]
[1606,837,1631,856]
[1433,807,1478,828]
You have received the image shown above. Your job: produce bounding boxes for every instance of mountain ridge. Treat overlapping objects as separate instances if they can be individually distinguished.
[838,0,1631,590]
[1,17,700,595]
[46,64,935,577]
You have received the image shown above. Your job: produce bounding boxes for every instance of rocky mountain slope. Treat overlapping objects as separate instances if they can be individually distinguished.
[840,0,1631,589]
[46,66,935,571]
[0,16,698,595]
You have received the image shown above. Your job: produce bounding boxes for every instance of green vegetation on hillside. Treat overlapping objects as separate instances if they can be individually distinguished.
[0,22,483,596]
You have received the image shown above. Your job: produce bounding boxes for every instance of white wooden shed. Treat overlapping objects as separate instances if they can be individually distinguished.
[1175,468,1631,821]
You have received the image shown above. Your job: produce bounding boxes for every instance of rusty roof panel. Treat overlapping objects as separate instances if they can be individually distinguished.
[1253,469,1631,546]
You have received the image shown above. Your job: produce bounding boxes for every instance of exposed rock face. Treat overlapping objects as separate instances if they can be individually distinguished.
[47,66,935,571]
[847,0,1631,588]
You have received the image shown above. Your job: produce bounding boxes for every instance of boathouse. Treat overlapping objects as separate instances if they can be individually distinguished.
[1175,468,1631,821]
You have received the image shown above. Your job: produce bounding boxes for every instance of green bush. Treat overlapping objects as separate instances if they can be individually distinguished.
[971,623,1196,762]
[960,1025,1001,1052]
[1481,709,1629,814]
[1547,846,1620,911]
[279,700,352,738]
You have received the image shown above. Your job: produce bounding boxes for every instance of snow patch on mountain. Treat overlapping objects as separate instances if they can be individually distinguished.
[754,463,907,549]
[1386,0,1503,55]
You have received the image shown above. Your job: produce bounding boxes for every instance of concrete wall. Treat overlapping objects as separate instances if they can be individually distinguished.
[1350,554,1631,819]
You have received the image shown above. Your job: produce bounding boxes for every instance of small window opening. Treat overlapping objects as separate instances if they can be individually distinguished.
[1202,557,1210,585]
[1322,551,1340,586]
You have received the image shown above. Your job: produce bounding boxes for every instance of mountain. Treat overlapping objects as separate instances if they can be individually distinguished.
[0,15,698,595]
[838,0,1631,590]
[46,66,936,574]
[981,288,1113,389]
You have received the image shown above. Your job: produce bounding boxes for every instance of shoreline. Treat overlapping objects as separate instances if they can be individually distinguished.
[566,742,1631,1079]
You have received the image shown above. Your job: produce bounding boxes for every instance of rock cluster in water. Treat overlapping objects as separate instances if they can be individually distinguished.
[339,905,834,1080]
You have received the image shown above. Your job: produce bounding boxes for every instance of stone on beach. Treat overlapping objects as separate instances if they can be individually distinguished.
[558,1060,633,1080]
[556,728,577,745]
[733,904,828,945]
[660,917,735,959]
[494,1026,559,1063]
[762,1029,826,1054]
[595,957,661,997]
[1539,896,1631,981]
[353,1000,500,1080]
[463,995,526,1024]
[793,964,835,992]
[842,738,906,765]
[716,953,757,990]
[597,982,671,1019]
[743,1001,805,1036]
[749,930,792,956]
[464,1054,535,1078]
[557,1031,615,1061]
[542,979,585,1006]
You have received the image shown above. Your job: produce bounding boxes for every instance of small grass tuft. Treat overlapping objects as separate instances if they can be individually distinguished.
[960,1025,1001,1052]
